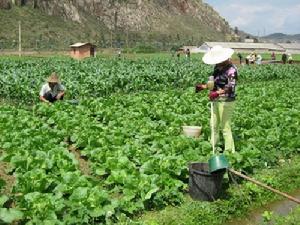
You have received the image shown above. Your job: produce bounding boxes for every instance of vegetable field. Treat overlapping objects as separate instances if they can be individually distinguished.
[0,57,300,224]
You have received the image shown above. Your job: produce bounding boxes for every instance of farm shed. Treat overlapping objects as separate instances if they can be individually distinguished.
[200,42,285,53]
[276,43,300,54]
[182,46,204,53]
[70,42,96,59]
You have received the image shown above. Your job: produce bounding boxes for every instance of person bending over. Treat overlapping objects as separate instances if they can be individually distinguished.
[39,73,65,103]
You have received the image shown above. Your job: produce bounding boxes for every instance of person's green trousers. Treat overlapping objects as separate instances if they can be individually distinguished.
[211,101,235,153]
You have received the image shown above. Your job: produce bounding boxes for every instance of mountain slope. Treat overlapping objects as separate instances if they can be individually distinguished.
[262,33,300,42]
[0,0,235,50]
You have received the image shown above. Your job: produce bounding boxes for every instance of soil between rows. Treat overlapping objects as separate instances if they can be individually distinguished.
[0,161,15,195]
[68,145,91,176]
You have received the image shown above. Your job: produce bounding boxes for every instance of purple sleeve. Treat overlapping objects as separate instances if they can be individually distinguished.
[225,66,237,94]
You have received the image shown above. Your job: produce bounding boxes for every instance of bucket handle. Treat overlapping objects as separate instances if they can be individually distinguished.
[191,168,225,177]
[190,168,211,176]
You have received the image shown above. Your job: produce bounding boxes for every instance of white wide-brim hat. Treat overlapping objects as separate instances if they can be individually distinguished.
[202,45,234,65]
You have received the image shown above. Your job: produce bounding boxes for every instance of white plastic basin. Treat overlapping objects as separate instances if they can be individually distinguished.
[182,126,202,138]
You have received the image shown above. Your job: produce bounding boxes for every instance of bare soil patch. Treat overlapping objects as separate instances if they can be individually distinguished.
[68,145,91,176]
[0,161,15,195]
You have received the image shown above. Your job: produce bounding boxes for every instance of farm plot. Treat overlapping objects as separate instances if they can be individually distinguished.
[1,77,300,224]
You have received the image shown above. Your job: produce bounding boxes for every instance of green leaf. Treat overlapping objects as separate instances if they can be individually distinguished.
[0,208,23,223]
[0,195,9,207]
[70,187,88,200]
[89,207,105,217]
[95,168,106,176]
[144,187,159,200]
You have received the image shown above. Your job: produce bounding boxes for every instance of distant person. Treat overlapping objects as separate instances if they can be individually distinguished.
[237,52,243,64]
[252,53,257,64]
[256,54,262,64]
[186,48,191,60]
[246,53,255,65]
[282,53,288,64]
[245,54,250,65]
[117,49,121,59]
[249,53,256,64]
[287,53,293,64]
[271,52,276,60]
[39,73,65,103]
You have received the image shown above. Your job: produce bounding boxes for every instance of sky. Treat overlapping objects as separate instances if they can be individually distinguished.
[203,0,300,36]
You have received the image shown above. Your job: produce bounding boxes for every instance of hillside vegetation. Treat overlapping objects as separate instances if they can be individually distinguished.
[0,0,235,50]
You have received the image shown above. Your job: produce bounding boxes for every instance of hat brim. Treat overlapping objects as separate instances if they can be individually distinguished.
[202,48,234,65]
[47,78,60,83]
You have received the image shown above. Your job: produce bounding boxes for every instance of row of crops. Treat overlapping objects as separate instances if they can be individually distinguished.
[1,57,299,102]
[0,58,300,224]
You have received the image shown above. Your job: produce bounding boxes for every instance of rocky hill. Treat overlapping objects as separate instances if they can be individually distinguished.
[0,0,235,50]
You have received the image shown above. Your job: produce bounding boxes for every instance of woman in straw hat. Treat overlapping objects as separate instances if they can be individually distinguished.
[195,45,237,153]
[39,72,66,103]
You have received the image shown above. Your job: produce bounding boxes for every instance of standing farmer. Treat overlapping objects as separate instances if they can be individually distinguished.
[237,52,243,64]
[186,48,191,60]
[196,46,237,153]
[39,73,65,103]
[282,53,287,64]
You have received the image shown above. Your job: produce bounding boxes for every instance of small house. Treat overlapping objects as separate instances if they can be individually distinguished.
[244,38,255,43]
[70,42,96,59]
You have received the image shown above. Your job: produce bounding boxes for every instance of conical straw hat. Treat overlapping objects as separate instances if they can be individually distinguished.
[47,72,60,83]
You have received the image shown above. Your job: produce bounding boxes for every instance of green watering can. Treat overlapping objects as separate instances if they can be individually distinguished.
[208,102,230,173]
[208,154,229,173]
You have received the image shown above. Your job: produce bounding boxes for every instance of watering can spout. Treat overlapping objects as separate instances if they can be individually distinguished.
[209,154,229,173]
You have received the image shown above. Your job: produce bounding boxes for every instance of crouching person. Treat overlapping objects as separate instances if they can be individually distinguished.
[39,72,65,103]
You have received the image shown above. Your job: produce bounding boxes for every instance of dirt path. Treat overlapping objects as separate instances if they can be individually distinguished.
[0,161,15,195]
[68,145,91,176]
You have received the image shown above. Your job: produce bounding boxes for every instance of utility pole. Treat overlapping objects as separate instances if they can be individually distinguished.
[18,21,22,57]
[110,12,113,49]
[126,28,129,49]
[110,29,113,48]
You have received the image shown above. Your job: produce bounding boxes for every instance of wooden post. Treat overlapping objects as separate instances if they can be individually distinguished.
[18,21,22,57]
